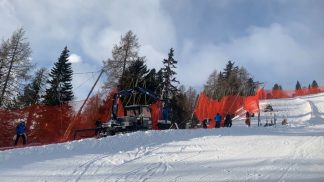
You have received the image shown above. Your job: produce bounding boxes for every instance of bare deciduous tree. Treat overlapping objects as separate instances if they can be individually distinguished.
[0,28,32,108]
[103,30,140,90]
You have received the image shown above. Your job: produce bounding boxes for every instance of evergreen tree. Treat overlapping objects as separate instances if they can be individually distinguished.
[0,28,32,108]
[161,48,179,106]
[203,61,255,100]
[311,80,319,88]
[44,46,74,105]
[144,69,158,92]
[223,60,237,79]
[18,68,47,107]
[170,85,186,128]
[118,58,159,105]
[273,83,281,90]
[295,81,302,90]
[119,57,148,90]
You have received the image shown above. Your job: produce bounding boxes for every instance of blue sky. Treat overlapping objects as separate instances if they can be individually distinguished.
[1,0,324,100]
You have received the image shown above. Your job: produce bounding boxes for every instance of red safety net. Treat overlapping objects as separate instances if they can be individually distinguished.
[258,86,324,99]
[0,88,161,148]
[194,92,258,128]
[0,104,74,148]
[194,86,324,127]
[1,86,323,148]
[149,100,161,130]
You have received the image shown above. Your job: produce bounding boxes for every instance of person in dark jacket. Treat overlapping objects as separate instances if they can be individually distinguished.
[14,120,27,146]
[225,113,232,127]
[245,112,251,127]
[95,119,102,136]
[214,113,221,128]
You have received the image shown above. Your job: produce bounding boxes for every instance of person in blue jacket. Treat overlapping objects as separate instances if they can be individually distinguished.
[14,120,27,146]
[214,113,221,128]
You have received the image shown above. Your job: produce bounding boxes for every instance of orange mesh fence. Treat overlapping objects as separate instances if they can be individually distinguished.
[258,86,324,99]
[150,100,161,130]
[0,88,161,148]
[194,93,250,128]
[194,86,324,127]
[0,104,74,148]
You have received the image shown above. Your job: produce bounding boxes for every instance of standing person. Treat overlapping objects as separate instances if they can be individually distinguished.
[225,113,232,127]
[214,113,221,128]
[202,119,208,128]
[14,120,27,146]
[95,119,102,136]
[245,112,251,127]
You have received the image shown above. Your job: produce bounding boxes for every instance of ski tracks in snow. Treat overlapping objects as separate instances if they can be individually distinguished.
[65,145,163,182]
[103,141,203,182]
[277,136,323,182]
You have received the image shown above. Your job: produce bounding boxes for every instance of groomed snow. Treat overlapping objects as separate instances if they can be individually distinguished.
[1,93,324,182]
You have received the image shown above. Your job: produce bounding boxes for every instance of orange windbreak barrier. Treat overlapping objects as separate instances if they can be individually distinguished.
[194,92,256,128]
[194,86,324,127]
[0,104,74,148]
[258,86,324,99]
[0,88,160,148]
[0,91,116,148]
[150,100,161,130]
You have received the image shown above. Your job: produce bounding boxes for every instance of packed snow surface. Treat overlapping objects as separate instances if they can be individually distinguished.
[1,93,324,182]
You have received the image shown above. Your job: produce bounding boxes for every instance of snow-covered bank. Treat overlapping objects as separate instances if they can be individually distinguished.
[1,93,324,182]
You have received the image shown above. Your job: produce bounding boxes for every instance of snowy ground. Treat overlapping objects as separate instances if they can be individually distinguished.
[1,93,324,182]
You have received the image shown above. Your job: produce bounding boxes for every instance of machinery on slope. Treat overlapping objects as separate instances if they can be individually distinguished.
[100,87,170,136]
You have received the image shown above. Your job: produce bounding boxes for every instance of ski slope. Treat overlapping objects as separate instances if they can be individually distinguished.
[1,93,324,182]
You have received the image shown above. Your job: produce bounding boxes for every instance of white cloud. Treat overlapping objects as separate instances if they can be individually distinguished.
[1,0,323,96]
[79,0,176,66]
[140,45,165,70]
[68,54,82,63]
[179,23,324,89]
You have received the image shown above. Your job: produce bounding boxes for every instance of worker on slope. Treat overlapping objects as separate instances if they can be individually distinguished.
[245,112,251,127]
[14,120,27,146]
[225,113,233,127]
[214,113,221,128]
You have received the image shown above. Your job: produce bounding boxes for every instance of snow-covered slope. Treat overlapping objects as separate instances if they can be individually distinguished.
[1,93,324,182]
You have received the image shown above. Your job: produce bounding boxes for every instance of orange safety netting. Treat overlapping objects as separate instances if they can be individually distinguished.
[150,100,161,130]
[1,86,323,148]
[0,88,161,148]
[194,92,259,128]
[0,104,74,148]
[258,86,324,99]
[194,86,324,127]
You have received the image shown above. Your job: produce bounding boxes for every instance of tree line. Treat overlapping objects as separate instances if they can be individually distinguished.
[0,28,198,144]
[2,27,320,145]
[203,60,257,100]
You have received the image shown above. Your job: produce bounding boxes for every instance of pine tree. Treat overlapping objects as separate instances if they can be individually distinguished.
[44,46,74,105]
[273,83,281,90]
[203,61,255,100]
[311,80,319,88]
[161,48,179,103]
[0,28,32,108]
[118,58,157,105]
[18,68,47,107]
[119,57,148,90]
[295,81,302,90]
[223,61,236,79]
[143,68,164,97]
